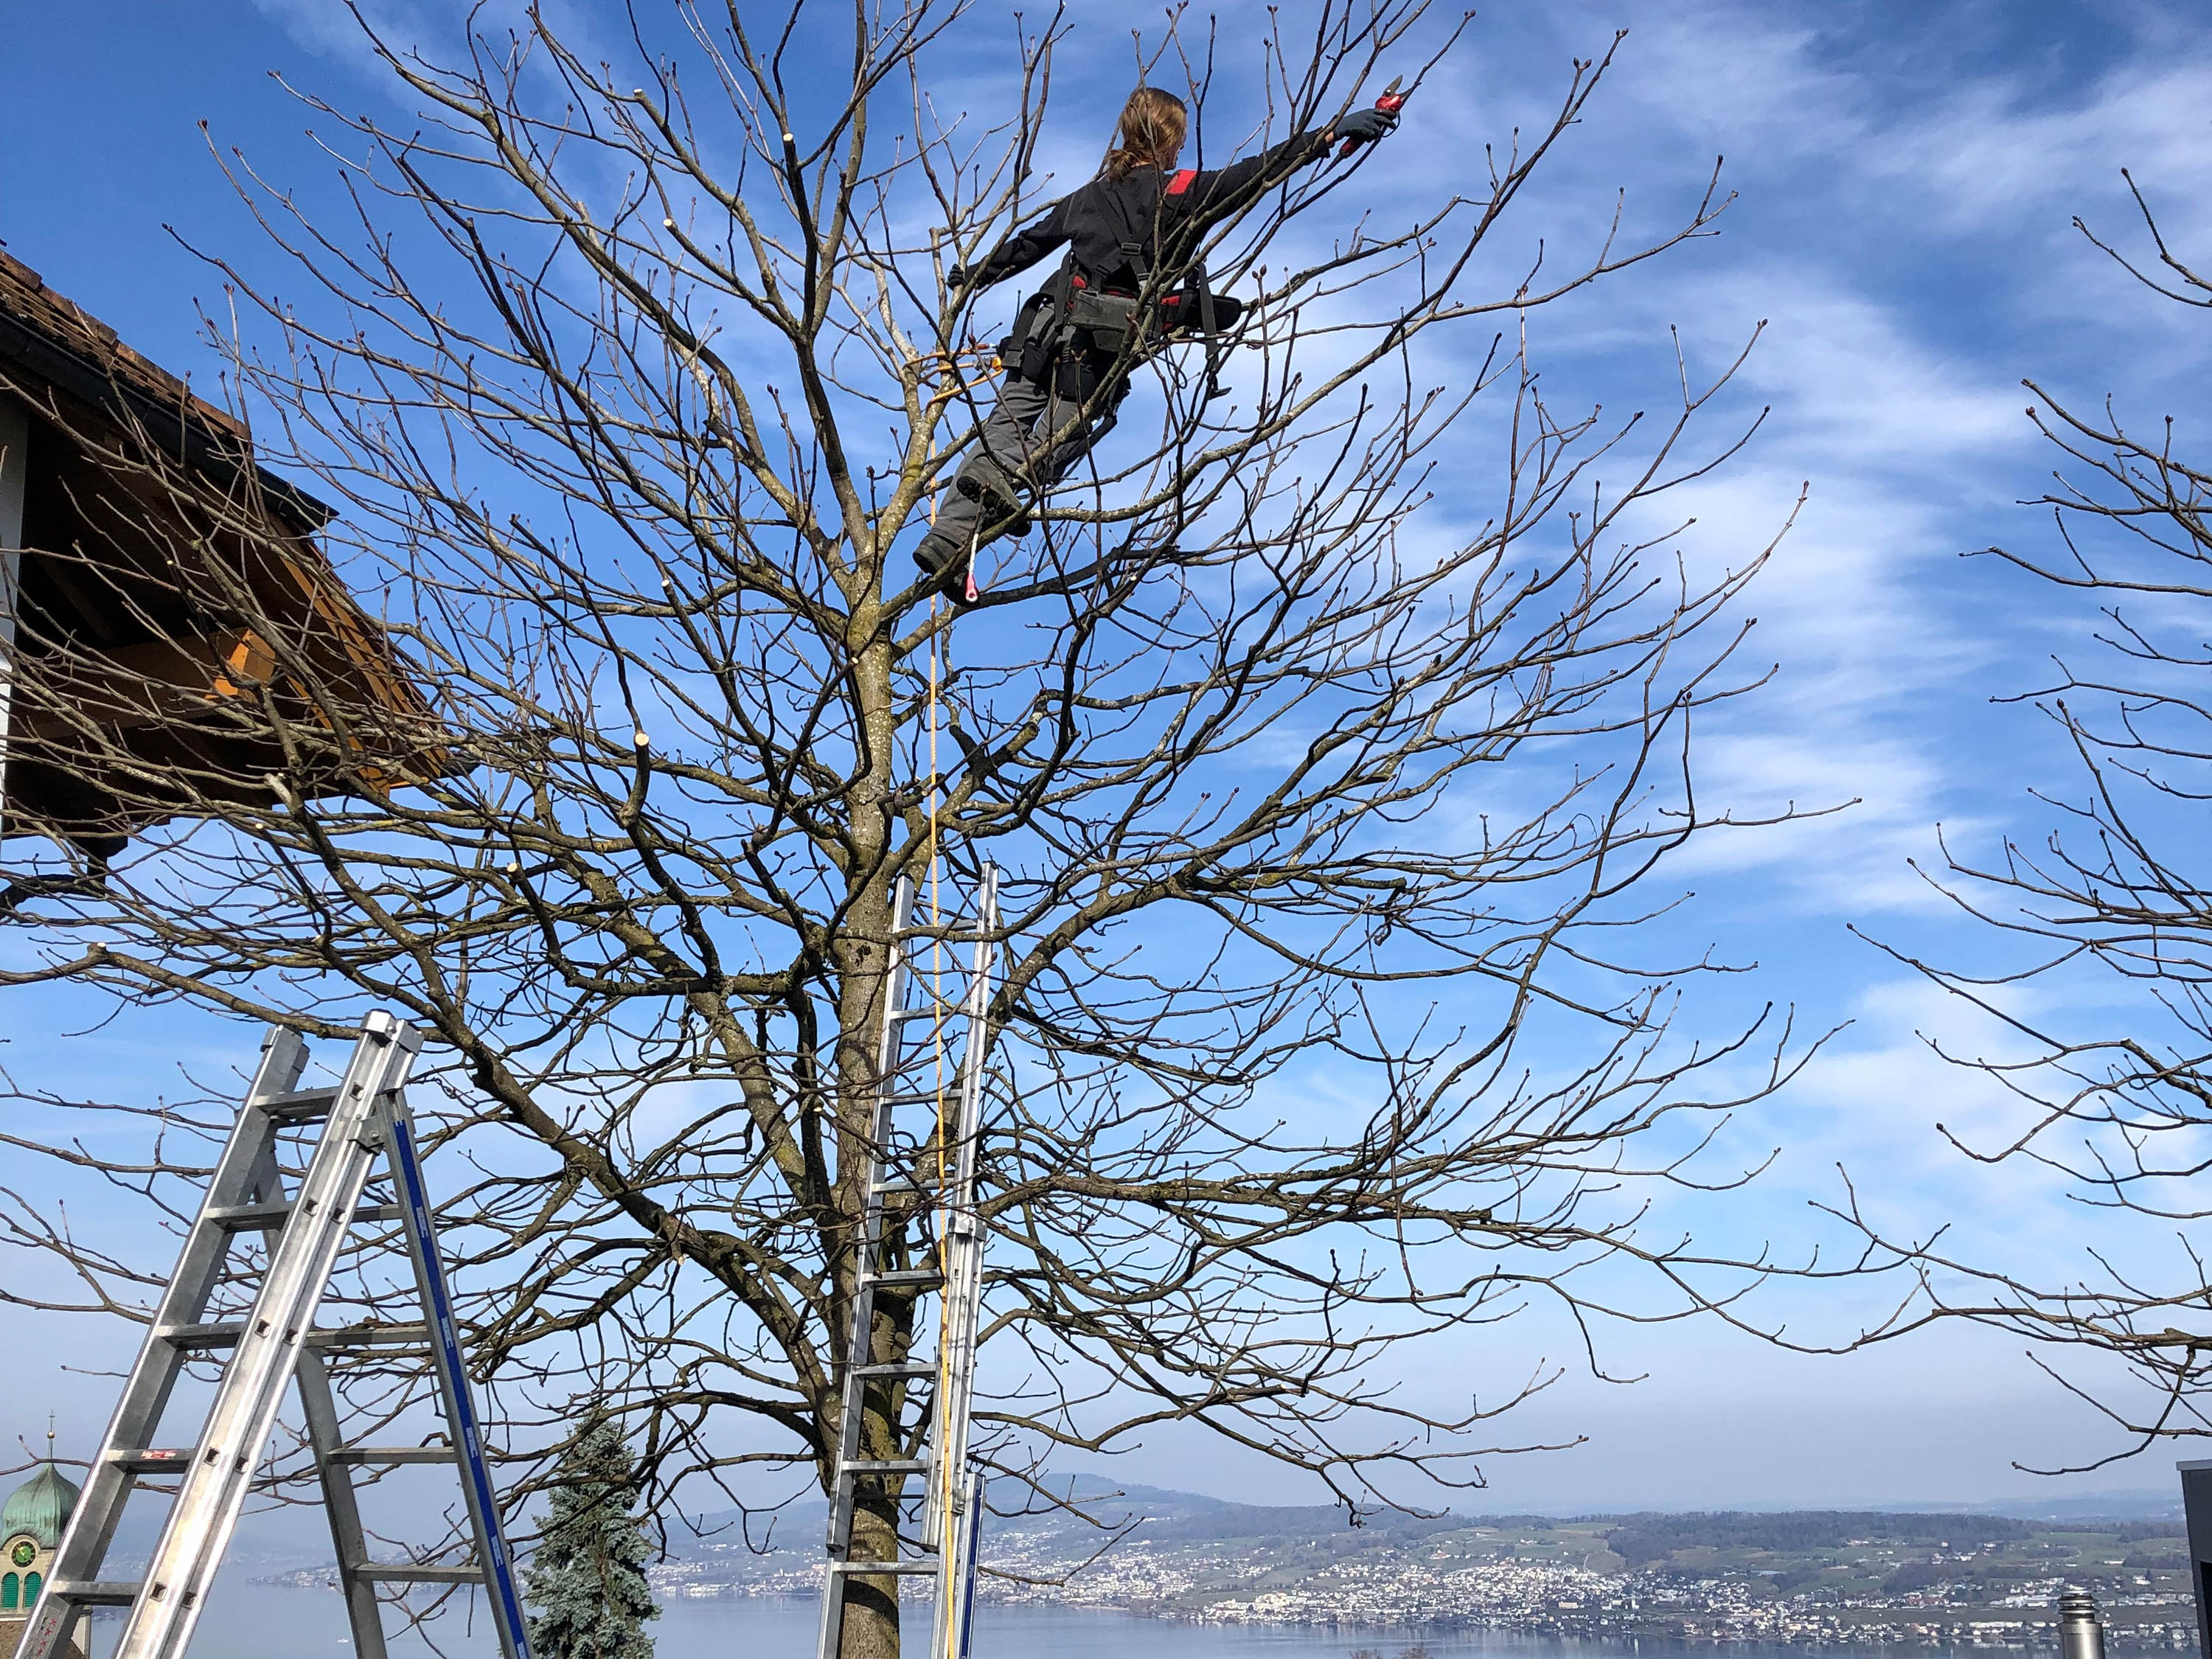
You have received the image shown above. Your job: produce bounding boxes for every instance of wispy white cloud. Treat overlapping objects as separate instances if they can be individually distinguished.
[246,0,437,74]
[15,0,2212,1510]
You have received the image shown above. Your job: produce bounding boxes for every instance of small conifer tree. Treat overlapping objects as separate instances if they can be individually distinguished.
[521,1419,659,1659]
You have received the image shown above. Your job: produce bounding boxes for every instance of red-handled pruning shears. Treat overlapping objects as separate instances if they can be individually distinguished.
[1335,75,1407,159]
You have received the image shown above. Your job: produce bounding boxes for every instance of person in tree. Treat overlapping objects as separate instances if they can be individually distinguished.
[911,83,1402,594]
[520,1419,659,1659]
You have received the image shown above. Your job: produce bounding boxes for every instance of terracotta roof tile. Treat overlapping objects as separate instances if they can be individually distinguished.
[0,246,246,441]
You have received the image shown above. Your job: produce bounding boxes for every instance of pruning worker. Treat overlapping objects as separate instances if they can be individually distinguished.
[912,83,1404,597]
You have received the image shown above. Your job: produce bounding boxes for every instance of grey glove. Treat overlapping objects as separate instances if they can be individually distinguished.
[1333,105,1399,146]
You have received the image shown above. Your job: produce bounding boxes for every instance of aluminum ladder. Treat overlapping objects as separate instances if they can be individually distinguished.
[817,866,998,1659]
[21,1012,532,1659]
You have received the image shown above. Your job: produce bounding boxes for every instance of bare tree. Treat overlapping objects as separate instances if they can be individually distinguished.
[1841,176,2212,1473]
[1,4,1811,1653]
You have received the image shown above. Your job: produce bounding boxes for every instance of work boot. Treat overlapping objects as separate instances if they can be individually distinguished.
[912,532,976,607]
[953,453,1032,539]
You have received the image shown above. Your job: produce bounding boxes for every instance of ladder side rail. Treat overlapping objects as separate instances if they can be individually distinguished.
[823,1338,874,1558]
[922,1209,981,1561]
[858,883,925,1284]
[820,879,921,1659]
[385,1106,536,1659]
[925,866,998,1562]
[825,1052,909,1551]
[114,1013,422,1659]
[858,875,922,1234]
[19,1028,310,1659]
[260,1113,389,1659]
[874,875,922,1084]
[833,873,919,1492]
[822,1237,887,1570]
[855,875,931,1477]
[948,866,1000,1207]
[823,917,917,1561]
[813,1562,849,1659]
[936,882,1002,1659]
[295,1346,393,1659]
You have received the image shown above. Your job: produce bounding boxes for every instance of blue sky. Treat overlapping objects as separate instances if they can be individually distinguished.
[4,0,2212,1516]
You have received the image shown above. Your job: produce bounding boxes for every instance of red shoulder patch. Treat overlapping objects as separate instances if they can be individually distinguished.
[1166,169,1197,196]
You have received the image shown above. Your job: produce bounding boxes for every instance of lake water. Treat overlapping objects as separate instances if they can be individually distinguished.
[75,1582,1916,1659]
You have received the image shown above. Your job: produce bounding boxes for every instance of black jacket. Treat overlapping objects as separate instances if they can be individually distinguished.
[970,133,1326,294]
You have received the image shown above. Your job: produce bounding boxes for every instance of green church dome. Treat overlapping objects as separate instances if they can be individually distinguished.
[1,1463,80,1550]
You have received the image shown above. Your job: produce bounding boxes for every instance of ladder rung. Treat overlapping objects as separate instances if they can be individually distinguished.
[870,1177,919,1197]
[162,1320,430,1349]
[877,1090,943,1107]
[887,1006,939,1025]
[859,1268,942,1288]
[257,1085,343,1119]
[360,1563,484,1585]
[49,1579,142,1605]
[852,1361,936,1379]
[159,1320,252,1349]
[313,1321,431,1348]
[838,1458,930,1476]
[827,1557,941,1575]
[106,1448,192,1473]
[205,1201,400,1232]
[327,1445,459,1465]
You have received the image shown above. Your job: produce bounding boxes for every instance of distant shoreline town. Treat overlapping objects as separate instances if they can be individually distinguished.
[649,1501,2202,1652]
[257,1497,2207,1652]
[617,1567,2196,1652]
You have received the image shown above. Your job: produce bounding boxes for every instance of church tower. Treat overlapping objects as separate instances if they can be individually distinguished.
[0,1433,82,1659]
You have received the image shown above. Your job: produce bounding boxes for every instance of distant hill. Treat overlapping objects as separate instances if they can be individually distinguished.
[1601,1509,2183,1568]
[1007,1472,2188,1528]
[1910,1490,2185,1522]
[662,1471,2188,1560]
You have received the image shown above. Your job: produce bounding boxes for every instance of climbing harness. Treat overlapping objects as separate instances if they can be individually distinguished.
[1043,171,1240,404]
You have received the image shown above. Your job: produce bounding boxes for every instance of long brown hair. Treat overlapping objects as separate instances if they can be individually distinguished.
[1103,87,1187,180]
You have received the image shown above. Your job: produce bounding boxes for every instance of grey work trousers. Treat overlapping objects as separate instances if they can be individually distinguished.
[916,366,1110,570]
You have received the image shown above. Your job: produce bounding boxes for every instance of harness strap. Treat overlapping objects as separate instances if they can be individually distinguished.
[1155,170,1226,399]
[1194,260,1226,401]
[1093,178,1152,286]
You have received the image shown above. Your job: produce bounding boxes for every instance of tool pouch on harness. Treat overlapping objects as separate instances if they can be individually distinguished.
[1065,283,1144,355]
[1011,269,1133,403]
[1000,288,1059,386]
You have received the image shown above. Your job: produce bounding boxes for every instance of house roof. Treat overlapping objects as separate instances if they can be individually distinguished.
[0,247,332,535]
[0,248,450,847]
